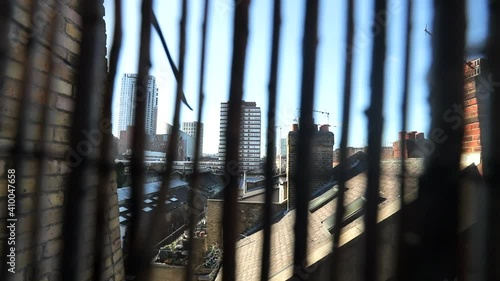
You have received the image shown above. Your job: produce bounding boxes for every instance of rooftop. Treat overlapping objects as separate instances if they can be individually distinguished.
[215,157,425,281]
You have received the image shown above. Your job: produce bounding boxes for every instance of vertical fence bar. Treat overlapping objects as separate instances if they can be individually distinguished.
[139,0,189,279]
[401,0,465,279]
[293,0,320,275]
[395,0,413,280]
[185,0,210,279]
[61,0,104,279]
[260,0,281,280]
[331,0,354,278]
[222,1,250,280]
[92,0,123,280]
[124,0,153,277]
[0,0,11,87]
[483,0,500,279]
[363,0,388,279]
[1,1,34,280]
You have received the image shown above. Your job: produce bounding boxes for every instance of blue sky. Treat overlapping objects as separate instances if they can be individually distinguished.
[104,0,488,155]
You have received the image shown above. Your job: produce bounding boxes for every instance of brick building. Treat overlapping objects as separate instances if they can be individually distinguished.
[287,124,335,210]
[118,126,196,160]
[392,131,429,159]
[218,101,261,171]
[0,1,123,280]
[462,58,490,166]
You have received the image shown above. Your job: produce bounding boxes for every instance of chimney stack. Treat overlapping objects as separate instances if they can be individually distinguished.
[406,131,416,139]
[398,131,405,140]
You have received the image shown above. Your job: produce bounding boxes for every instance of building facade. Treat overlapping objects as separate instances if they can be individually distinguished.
[280,138,287,156]
[118,73,159,135]
[118,126,195,160]
[0,1,124,279]
[182,121,204,156]
[218,101,261,171]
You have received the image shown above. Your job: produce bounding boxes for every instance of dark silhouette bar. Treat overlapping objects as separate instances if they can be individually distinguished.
[331,0,355,279]
[222,1,250,280]
[395,0,413,280]
[61,0,107,280]
[293,0,319,275]
[125,0,153,278]
[185,0,210,279]
[1,0,499,280]
[261,0,282,280]
[92,0,123,280]
[363,0,388,279]
[483,0,500,279]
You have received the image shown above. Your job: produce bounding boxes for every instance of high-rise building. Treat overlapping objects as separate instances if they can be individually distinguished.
[280,138,287,156]
[218,101,261,171]
[182,121,204,156]
[118,74,159,135]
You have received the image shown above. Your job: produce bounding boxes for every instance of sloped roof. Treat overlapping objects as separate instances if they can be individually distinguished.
[215,159,424,281]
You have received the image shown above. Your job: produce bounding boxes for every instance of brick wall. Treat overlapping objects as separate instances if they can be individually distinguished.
[462,60,483,165]
[206,200,223,247]
[206,199,286,247]
[0,1,124,280]
[151,265,187,281]
[392,132,429,159]
[287,129,334,210]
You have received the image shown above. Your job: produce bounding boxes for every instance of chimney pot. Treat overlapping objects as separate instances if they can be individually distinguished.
[292,124,299,132]
[398,131,405,140]
[406,132,416,139]
[320,124,330,132]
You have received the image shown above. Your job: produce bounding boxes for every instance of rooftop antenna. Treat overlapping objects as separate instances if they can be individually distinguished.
[423,23,475,70]
[312,109,330,124]
[424,24,432,36]
[293,108,300,123]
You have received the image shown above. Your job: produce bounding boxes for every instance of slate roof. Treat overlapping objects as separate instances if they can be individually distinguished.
[215,158,425,281]
[117,180,188,204]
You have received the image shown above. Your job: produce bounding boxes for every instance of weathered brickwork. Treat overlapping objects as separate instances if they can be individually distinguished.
[206,199,287,247]
[392,131,430,159]
[287,129,335,210]
[206,200,223,247]
[0,1,123,280]
[463,77,482,155]
[461,58,492,166]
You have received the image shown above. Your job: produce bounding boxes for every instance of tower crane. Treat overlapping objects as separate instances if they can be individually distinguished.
[294,108,330,124]
[313,109,330,124]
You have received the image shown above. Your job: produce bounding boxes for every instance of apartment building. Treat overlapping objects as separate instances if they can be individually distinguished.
[118,73,159,135]
[218,101,261,171]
